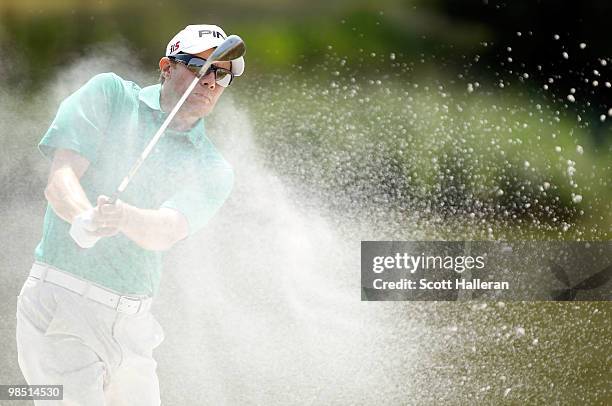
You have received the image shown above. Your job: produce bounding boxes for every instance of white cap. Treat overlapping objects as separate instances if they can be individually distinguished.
[166,24,245,76]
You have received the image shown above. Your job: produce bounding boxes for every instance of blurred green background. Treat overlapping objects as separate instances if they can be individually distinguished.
[0,0,610,238]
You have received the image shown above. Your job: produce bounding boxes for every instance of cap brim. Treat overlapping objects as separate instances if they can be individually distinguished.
[231,56,245,76]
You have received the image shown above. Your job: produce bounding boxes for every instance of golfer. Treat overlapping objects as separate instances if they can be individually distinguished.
[16,24,244,405]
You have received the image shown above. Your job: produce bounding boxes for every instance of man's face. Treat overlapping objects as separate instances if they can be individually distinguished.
[159,48,231,119]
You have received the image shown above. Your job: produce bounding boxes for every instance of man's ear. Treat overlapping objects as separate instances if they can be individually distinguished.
[159,57,173,79]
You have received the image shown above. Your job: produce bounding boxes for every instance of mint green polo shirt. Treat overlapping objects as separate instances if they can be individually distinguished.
[35,73,234,296]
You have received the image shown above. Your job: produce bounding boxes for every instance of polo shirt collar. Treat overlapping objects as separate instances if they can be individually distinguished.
[138,84,206,149]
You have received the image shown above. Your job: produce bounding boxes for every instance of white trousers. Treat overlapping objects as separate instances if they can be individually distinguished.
[16,272,164,406]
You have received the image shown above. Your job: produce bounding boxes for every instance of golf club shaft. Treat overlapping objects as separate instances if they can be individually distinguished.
[107,34,245,204]
[108,60,215,204]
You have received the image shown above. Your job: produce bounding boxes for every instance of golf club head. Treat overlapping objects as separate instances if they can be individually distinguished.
[208,35,246,62]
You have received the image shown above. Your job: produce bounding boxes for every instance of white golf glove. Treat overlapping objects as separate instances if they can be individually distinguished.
[70,208,101,248]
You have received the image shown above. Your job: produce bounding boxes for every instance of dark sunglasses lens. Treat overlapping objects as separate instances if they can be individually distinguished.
[215,69,234,87]
[174,55,234,86]
[214,69,230,80]
[187,66,201,76]
[187,57,205,68]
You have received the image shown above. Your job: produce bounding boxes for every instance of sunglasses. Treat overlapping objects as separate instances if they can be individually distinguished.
[168,53,234,87]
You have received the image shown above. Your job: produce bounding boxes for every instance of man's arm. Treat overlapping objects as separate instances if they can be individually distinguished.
[119,204,189,251]
[92,196,189,251]
[45,149,188,251]
[44,149,93,223]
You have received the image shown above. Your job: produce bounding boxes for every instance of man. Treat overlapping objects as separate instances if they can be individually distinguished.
[15,24,244,405]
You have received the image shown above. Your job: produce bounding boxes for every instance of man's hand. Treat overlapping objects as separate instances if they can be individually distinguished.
[75,194,188,251]
[90,195,127,237]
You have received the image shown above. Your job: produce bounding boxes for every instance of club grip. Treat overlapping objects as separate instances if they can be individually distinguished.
[108,191,120,205]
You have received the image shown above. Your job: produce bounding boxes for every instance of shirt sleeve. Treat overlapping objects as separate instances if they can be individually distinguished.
[161,160,234,236]
[38,72,121,163]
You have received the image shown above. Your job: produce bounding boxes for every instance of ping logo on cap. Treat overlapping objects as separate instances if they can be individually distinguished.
[199,30,225,39]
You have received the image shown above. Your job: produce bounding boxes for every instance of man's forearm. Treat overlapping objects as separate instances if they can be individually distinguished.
[120,205,188,251]
[44,166,93,223]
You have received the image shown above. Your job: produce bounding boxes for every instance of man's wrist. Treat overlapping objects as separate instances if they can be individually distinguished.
[70,211,101,248]
[118,202,134,233]
[69,205,94,224]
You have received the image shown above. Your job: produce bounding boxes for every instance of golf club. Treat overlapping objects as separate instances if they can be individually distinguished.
[108,34,246,204]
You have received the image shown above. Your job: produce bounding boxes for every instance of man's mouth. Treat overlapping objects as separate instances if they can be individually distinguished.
[192,93,212,104]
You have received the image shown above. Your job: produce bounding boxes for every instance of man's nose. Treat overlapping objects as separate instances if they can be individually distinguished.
[199,71,216,89]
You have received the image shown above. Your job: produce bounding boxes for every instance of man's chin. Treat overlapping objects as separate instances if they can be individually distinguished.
[181,103,214,118]
[198,106,214,117]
